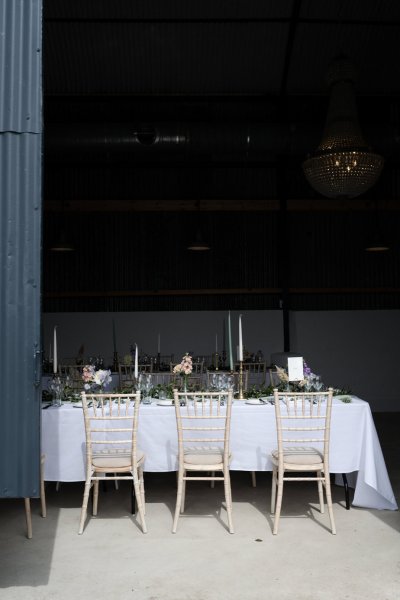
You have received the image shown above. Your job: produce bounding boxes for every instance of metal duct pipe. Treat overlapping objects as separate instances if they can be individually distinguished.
[45,122,398,163]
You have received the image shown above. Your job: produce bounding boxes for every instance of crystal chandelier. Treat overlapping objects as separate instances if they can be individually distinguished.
[302,58,384,198]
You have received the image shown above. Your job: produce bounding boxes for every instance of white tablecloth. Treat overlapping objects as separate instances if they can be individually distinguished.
[41,396,398,510]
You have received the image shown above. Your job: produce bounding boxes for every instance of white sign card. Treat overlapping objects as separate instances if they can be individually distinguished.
[287,356,304,381]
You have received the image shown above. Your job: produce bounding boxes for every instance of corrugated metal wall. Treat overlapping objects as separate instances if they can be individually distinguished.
[0,0,42,498]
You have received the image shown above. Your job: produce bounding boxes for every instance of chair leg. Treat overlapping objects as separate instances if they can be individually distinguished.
[131,480,136,515]
[324,473,336,535]
[40,458,47,518]
[24,498,32,539]
[180,470,186,513]
[138,466,145,515]
[40,479,47,519]
[93,480,99,516]
[270,467,277,513]
[317,471,324,514]
[342,473,350,510]
[273,470,284,535]
[210,471,215,488]
[173,469,184,533]
[133,469,147,533]
[223,469,234,534]
[78,477,92,534]
[251,471,257,488]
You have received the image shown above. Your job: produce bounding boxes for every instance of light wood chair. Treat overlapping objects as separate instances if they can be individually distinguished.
[24,454,46,539]
[236,361,267,386]
[172,389,234,534]
[271,388,336,535]
[268,368,281,388]
[118,364,135,389]
[58,364,85,390]
[78,391,146,534]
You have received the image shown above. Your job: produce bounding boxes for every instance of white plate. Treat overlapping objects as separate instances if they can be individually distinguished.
[245,399,263,405]
[157,400,173,406]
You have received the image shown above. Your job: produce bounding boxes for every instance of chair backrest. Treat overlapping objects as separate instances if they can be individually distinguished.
[240,361,267,374]
[268,368,281,387]
[139,363,153,373]
[173,389,233,465]
[235,362,266,386]
[118,364,135,388]
[81,392,141,468]
[172,374,204,391]
[58,364,84,390]
[191,360,205,374]
[150,372,175,386]
[273,388,333,466]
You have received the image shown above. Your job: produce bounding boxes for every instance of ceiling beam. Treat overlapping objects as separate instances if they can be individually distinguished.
[44,198,400,212]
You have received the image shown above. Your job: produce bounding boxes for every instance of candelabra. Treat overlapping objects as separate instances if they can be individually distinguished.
[238,360,244,399]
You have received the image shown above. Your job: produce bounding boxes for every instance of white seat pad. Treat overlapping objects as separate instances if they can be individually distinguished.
[271,446,323,466]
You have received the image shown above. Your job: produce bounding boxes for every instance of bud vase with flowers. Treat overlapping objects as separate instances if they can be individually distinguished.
[173,353,193,392]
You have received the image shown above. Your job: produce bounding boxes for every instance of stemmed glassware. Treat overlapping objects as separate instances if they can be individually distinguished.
[139,373,152,404]
[48,375,65,407]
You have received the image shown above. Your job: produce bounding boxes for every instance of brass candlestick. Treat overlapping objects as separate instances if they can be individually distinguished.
[238,360,244,399]
[214,352,219,371]
[112,351,119,373]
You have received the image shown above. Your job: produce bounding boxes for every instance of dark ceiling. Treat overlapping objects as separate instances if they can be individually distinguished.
[42,1,400,312]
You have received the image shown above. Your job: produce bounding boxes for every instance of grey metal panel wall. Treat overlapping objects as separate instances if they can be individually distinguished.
[0,0,42,497]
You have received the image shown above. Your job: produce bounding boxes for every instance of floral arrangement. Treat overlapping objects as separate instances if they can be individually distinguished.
[173,353,193,391]
[82,364,112,391]
[275,360,322,392]
[173,353,193,376]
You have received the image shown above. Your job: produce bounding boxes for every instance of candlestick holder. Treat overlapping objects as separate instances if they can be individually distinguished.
[157,352,161,371]
[238,360,244,399]
[113,351,119,373]
[221,350,226,367]
[214,352,219,371]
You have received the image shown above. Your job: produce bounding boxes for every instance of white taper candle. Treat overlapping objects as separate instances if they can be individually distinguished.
[238,314,243,361]
[53,326,58,374]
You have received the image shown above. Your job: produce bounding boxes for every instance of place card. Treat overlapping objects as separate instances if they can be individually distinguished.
[287,356,304,381]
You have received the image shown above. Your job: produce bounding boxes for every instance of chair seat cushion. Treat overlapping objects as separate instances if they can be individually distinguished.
[92,448,144,468]
[183,447,230,467]
[271,446,323,466]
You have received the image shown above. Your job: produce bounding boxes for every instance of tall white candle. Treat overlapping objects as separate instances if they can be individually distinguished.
[228,311,233,371]
[134,343,138,379]
[157,333,160,354]
[53,326,58,374]
[238,314,243,361]
[215,333,218,353]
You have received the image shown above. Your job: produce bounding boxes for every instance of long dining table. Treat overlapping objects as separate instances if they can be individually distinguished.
[41,395,397,511]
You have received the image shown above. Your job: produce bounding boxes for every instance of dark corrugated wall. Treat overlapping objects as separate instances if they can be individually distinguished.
[0,1,42,497]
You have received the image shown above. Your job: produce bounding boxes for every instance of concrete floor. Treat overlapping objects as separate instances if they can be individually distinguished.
[1,413,399,600]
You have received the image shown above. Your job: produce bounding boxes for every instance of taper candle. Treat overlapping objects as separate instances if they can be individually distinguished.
[134,343,138,379]
[238,314,243,361]
[53,326,58,374]
[228,311,233,371]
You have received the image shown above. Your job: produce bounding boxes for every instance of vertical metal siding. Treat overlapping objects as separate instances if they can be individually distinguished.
[0,0,42,497]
